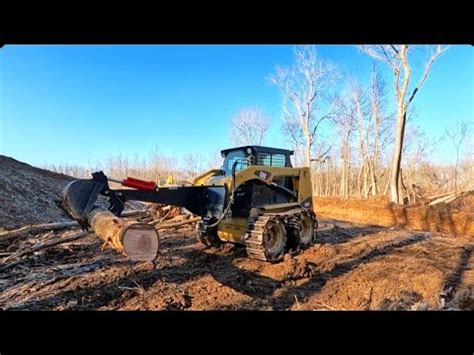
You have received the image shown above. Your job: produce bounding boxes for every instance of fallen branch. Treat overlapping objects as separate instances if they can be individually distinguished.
[426,191,456,201]
[0,231,90,268]
[121,209,148,217]
[156,217,201,230]
[0,221,80,243]
[427,189,473,205]
[428,192,458,206]
[312,299,338,310]
[148,209,172,226]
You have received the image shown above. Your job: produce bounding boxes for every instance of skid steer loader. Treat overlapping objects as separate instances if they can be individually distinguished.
[61,146,317,262]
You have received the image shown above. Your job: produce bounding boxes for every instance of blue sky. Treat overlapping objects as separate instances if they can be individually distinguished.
[0,45,472,167]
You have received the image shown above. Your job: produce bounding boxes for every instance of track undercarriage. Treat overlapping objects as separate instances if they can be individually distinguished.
[245,208,317,262]
[198,207,318,262]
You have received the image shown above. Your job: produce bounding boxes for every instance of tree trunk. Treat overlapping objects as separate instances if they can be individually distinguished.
[88,206,159,261]
[305,138,312,167]
[363,160,369,198]
[454,149,459,193]
[357,165,363,197]
[390,109,407,203]
[368,158,377,197]
[397,168,409,204]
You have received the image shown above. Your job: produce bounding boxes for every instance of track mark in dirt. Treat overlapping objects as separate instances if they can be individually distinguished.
[265,233,430,310]
[442,245,474,309]
[1,220,472,310]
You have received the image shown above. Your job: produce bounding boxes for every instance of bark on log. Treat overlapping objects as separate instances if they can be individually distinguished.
[88,206,159,261]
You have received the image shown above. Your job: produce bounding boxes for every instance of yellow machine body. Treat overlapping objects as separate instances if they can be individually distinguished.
[193,156,313,245]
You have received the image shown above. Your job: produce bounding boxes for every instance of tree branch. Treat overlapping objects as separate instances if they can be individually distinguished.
[407,45,449,105]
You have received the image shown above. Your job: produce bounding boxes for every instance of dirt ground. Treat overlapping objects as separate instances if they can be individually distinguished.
[1,220,472,310]
[0,155,472,310]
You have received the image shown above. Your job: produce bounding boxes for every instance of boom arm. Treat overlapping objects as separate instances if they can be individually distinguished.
[61,171,228,228]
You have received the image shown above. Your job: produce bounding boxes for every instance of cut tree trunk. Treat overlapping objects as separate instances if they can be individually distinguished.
[88,206,159,261]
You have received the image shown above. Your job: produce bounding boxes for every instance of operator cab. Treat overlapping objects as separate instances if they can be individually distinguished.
[220,146,293,176]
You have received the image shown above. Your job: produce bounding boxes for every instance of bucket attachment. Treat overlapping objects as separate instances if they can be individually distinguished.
[61,179,104,229]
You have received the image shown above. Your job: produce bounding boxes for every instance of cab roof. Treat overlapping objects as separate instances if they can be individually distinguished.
[220,145,294,157]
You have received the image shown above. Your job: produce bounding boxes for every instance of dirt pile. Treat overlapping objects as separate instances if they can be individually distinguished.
[314,194,474,237]
[0,155,74,230]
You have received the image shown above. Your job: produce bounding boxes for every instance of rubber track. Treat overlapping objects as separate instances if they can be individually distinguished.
[244,208,315,261]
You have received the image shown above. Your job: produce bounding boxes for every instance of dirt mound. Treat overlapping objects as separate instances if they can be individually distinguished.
[0,156,75,230]
[314,195,474,237]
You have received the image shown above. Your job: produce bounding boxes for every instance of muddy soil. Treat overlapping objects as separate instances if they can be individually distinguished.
[1,220,472,310]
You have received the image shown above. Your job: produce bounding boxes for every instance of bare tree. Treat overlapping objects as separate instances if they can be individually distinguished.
[445,119,473,193]
[269,45,334,167]
[230,107,271,146]
[332,82,357,198]
[359,45,449,203]
[367,65,388,196]
[281,115,306,166]
[182,153,206,181]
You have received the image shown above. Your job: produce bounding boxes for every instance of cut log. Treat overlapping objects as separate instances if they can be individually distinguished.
[88,206,159,261]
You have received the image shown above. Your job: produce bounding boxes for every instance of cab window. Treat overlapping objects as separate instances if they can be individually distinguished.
[224,150,248,175]
[257,153,287,167]
[271,154,286,167]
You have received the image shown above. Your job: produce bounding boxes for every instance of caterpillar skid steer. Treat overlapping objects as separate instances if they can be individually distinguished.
[61,146,317,262]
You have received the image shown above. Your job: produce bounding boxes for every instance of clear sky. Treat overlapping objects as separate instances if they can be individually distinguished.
[0,45,472,167]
